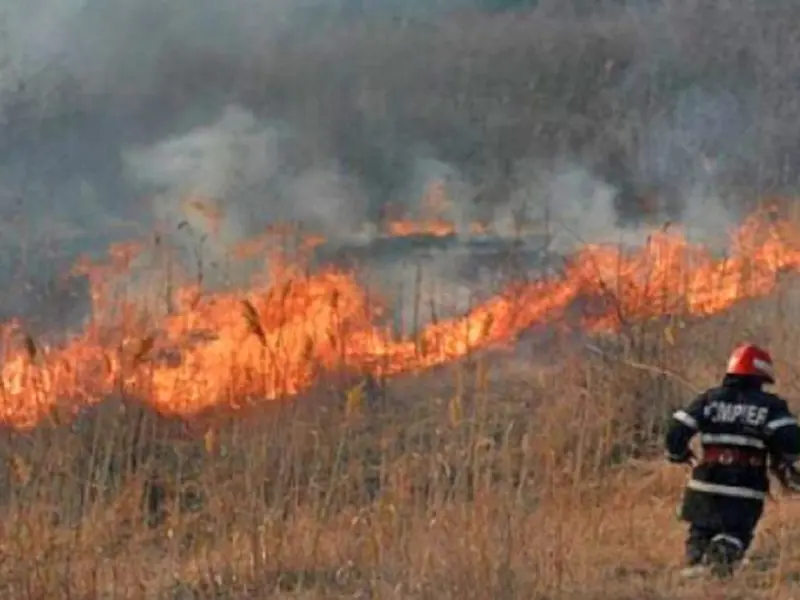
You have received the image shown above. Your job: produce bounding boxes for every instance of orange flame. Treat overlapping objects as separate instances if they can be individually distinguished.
[0,205,798,430]
[381,180,488,237]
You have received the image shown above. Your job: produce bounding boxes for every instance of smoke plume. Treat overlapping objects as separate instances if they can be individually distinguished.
[2,0,800,330]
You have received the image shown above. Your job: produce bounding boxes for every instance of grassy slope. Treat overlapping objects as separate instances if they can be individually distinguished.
[2,280,800,599]
[8,2,800,598]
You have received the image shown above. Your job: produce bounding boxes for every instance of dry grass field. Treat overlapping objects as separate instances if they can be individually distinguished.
[12,2,800,598]
[2,202,800,599]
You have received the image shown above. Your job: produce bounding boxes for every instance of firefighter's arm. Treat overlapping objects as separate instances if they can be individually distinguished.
[664,394,705,464]
[765,400,800,492]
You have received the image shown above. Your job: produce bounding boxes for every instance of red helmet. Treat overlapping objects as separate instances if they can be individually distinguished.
[726,343,775,383]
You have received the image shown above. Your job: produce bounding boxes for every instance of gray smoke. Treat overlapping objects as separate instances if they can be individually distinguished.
[1,0,799,332]
[123,106,369,255]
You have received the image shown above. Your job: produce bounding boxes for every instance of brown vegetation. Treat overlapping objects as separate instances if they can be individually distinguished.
[3,209,800,598]
[9,3,800,597]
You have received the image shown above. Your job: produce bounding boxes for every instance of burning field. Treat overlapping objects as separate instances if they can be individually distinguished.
[11,0,800,596]
[4,197,800,597]
[1,197,798,430]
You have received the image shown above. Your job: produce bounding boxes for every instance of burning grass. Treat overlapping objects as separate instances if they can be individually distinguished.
[4,205,800,597]
[3,322,800,599]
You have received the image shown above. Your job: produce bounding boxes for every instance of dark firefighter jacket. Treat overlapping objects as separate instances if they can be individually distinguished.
[666,375,800,507]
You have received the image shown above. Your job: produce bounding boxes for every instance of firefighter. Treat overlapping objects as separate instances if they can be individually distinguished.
[665,343,800,578]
